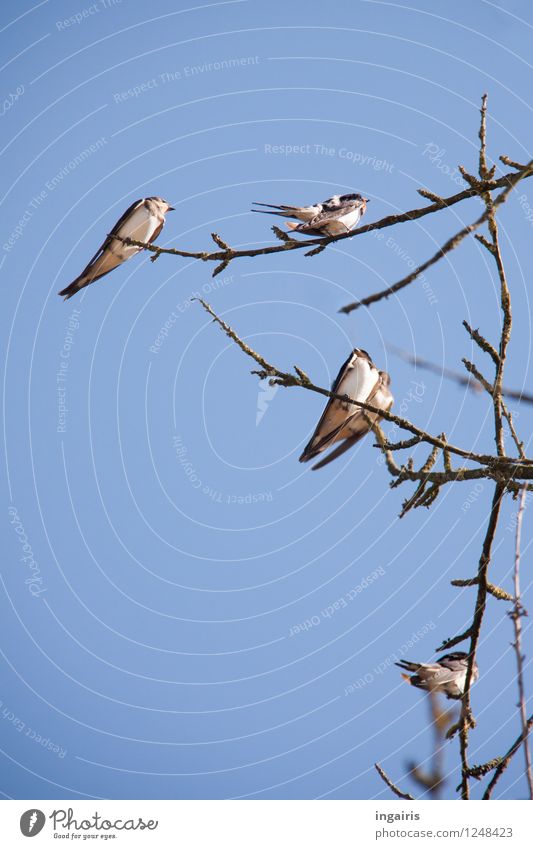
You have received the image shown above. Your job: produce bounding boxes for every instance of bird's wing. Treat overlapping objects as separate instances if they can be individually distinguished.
[299,351,357,461]
[332,367,386,441]
[78,198,145,275]
[81,251,125,281]
[303,201,361,229]
[310,436,361,470]
[395,660,420,673]
[57,251,126,298]
[149,220,165,243]
[418,663,459,685]
[437,657,468,676]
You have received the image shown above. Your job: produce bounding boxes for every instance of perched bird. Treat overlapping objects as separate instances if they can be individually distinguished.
[58,196,174,300]
[252,193,369,236]
[396,652,479,700]
[299,348,392,470]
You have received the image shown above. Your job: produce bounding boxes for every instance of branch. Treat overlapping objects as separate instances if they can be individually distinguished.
[374,763,414,800]
[339,158,533,314]
[509,485,533,799]
[471,134,514,458]
[388,345,533,405]
[114,166,533,277]
[461,363,526,459]
[463,321,500,367]
[438,99,532,800]
[196,298,533,479]
[483,715,533,799]
[457,484,506,799]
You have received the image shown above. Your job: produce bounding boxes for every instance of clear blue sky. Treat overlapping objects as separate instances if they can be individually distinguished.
[2,0,533,800]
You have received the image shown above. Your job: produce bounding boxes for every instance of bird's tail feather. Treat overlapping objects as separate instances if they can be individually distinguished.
[395,660,419,672]
[58,276,87,300]
[399,671,425,690]
[251,209,291,218]
[252,202,295,211]
[310,436,360,470]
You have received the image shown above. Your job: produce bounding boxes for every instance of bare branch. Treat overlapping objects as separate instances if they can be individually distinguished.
[456,484,506,799]
[478,94,496,182]
[374,763,414,800]
[483,715,533,799]
[388,344,482,394]
[509,485,533,799]
[389,345,533,407]
[196,298,533,476]
[339,159,533,314]
[461,360,526,458]
[463,321,500,367]
[438,98,533,800]
[464,757,502,780]
[114,166,533,278]
[500,154,528,171]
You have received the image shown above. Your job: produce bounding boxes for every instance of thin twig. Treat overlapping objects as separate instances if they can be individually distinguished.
[374,763,414,800]
[457,484,506,799]
[483,715,533,799]
[388,345,533,405]
[510,485,533,799]
[463,321,500,366]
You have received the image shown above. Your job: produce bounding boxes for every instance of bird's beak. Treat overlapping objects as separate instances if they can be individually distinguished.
[167,205,175,211]
[364,198,370,203]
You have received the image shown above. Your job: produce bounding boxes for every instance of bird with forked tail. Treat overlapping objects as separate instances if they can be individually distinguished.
[58,196,174,300]
[252,193,369,237]
[396,652,479,700]
[299,348,392,470]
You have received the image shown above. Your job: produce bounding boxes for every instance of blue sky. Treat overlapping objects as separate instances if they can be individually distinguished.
[2,0,533,800]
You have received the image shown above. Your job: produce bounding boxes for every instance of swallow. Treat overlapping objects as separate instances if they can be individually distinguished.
[299,348,393,470]
[58,196,174,300]
[252,193,368,236]
[396,652,479,700]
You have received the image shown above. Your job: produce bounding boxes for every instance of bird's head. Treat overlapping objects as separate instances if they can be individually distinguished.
[339,192,370,208]
[150,197,175,213]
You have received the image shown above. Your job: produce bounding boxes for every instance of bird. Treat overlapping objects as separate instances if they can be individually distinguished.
[252,193,369,236]
[299,348,392,470]
[396,652,479,700]
[58,196,174,300]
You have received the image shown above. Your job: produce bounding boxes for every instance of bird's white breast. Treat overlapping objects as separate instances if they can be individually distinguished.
[113,205,162,258]
[338,206,362,231]
[339,356,377,403]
